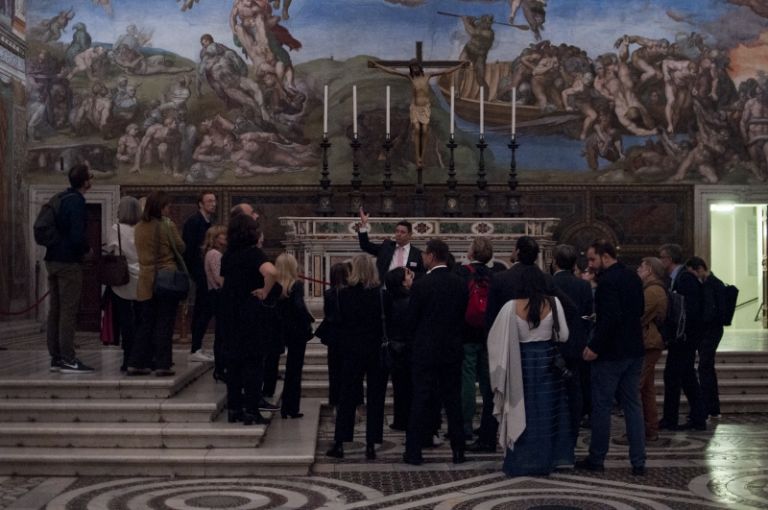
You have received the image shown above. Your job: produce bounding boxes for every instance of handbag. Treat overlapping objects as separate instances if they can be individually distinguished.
[100,224,130,286]
[549,296,573,380]
[153,220,190,300]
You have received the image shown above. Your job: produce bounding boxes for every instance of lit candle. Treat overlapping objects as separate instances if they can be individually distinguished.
[323,85,328,135]
[352,85,357,136]
[479,86,484,135]
[450,84,455,136]
[386,86,390,135]
[511,87,516,137]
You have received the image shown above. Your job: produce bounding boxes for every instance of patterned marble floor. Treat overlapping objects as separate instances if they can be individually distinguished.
[2,412,767,509]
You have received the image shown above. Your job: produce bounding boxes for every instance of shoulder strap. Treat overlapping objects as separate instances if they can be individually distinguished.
[548,296,560,340]
[163,220,188,274]
[117,223,123,256]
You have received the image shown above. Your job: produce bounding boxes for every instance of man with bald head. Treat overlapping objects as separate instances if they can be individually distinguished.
[229,202,260,220]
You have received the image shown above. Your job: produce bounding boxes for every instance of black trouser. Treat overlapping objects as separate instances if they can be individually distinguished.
[130,295,179,370]
[390,357,413,430]
[281,339,308,415]
[564,357,584,447]
[210,290,225,377]
[698,324,724,416]
[226,350,265,414]
[262,341,284,398]
[406,361,464,459]
[112,294,137,370]
[663,340,707,426]
[326,341,344,406]
[190,279,214,353]
[334,347,388,445]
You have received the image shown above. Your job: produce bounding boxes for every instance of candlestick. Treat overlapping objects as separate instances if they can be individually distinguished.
[323,85,328,135]
[511,87,516,136]
[352,85,357,136]
[479,86,484,136]
[450,84,455,135]
[386,86,390,135]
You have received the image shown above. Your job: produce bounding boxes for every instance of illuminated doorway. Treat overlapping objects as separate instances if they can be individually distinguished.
[709,203,767,331]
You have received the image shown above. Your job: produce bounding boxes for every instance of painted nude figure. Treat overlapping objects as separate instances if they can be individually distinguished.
[368,59,468,168]
[740,83,768,181]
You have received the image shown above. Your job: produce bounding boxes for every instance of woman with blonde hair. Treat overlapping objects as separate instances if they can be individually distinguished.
[636,256,668,441]
[275,253,314,418]
[326,254,387,460]
[203,225,227,380]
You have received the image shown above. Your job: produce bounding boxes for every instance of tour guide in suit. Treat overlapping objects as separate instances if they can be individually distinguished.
[403,239,469,465]
[357,207,425,279]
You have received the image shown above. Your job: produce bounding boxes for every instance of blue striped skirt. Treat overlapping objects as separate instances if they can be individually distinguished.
[502,340,574,476]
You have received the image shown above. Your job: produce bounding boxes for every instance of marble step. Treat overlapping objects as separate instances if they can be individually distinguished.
[0,320,44,342]
[0,399,322,476]
[0,351,213,399]
[0,374,227,423]
[317,393,768,417]
[0,418,266,449]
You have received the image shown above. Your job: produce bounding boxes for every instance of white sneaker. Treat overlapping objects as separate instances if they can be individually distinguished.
[190,350,214,362]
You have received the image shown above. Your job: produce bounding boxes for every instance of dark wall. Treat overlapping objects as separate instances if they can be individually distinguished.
[121,183,694,265]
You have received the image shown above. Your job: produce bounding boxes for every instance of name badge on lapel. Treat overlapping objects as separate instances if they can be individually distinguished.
[408,261,417,268]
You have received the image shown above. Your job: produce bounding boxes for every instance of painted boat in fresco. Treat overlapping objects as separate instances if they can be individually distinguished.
[436,64,578,131]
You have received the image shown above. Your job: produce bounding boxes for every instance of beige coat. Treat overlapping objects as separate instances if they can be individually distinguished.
[134,218,185,302]
[641,281,668,351]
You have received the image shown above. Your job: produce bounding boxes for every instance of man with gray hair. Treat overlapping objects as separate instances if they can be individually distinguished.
[658,243,707,431]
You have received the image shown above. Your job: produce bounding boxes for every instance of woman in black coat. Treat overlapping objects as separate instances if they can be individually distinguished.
[384,267,414,432]
[326,254,388,461]
[219,215,277,425]
[274,253,314,419]
[316,262,351,408]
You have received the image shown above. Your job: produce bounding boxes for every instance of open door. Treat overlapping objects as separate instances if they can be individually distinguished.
[710,203,766,332]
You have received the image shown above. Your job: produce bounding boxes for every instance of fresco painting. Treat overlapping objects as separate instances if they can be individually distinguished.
[22,0,768,186]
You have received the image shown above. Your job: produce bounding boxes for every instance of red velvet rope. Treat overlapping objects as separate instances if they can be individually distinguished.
[0,291,50,316]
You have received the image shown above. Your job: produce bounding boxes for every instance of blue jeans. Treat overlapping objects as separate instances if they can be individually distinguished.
[588,356,646,468]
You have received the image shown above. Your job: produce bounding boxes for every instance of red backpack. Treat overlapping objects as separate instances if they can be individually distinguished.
[464,264,490,328]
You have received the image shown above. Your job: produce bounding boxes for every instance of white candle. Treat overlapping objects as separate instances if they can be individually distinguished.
[323,85,328,135]
[386,86,390,135]
[352,85,357,136]
[479,86,484,135]
[450,84,455,136]
[511,87,516,137]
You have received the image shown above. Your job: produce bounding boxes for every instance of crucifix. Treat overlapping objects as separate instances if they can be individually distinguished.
[368,41,467,213]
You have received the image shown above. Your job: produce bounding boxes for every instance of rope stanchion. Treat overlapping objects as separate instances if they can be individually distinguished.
[0,291,50,316]
[299,274,330,287]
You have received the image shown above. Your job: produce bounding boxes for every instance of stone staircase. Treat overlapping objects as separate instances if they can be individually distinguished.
[0,349,320,476]
[297,344,768,414]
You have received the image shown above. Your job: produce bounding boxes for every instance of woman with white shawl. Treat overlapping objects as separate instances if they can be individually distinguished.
[487,265,573,476]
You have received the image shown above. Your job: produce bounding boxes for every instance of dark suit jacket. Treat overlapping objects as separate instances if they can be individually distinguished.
[182,211,212,283]
[590,261,645,361]
[358,231,424,279]
[406,266,469,366]
[552,270,594,359]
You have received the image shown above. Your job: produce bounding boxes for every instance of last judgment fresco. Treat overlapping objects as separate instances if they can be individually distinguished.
[22,0,768,186]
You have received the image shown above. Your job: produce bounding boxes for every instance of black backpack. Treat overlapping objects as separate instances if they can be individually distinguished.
[653,278,687,348]
[33,191,75,247]
[721,284,739,326]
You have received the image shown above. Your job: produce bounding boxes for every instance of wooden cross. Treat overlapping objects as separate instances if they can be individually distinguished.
[367,41,465,70]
